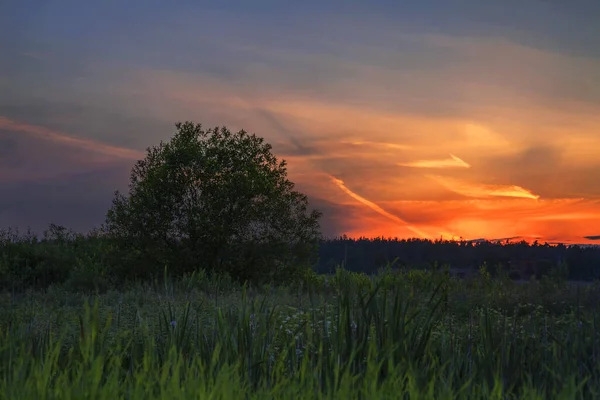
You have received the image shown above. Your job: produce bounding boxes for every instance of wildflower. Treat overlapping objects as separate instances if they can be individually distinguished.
[250,313,256,332]
[170,320,176,328]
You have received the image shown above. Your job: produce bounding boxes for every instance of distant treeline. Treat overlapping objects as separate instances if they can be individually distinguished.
[317,236,600,281]
[2,226,600,293]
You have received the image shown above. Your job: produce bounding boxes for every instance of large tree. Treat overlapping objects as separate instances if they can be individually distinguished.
[104,122,322,282]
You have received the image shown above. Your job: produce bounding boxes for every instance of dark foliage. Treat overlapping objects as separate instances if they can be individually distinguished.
[2,227,600,293]
[103,122,322,284]
[0,224,115,293]
[317,236,600,280]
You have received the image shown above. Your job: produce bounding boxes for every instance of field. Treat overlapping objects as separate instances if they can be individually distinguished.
[1,267,600,399]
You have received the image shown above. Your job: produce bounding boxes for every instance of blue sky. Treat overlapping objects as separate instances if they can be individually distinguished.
[2,0,600,242]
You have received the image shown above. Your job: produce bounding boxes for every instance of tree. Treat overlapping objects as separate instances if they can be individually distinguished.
[103,122,322,283]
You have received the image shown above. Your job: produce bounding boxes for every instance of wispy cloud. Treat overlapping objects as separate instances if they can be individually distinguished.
[329,175,431,239]
[429,175,540,199]
[532,212,600,221]
[399,154,471,168]
[0,117,144,160]
[19,52,46,61]
[340,140,412,150]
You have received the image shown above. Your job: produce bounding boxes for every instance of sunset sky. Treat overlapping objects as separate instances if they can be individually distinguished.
[2,1,600,244]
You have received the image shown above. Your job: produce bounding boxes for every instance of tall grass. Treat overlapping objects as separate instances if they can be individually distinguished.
[0,268,599,398]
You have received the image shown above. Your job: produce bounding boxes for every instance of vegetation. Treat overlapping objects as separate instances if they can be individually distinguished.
[2,227,598,294]
[1,268,600,398]
[2,121,599,398]
[104,121,322,284]
[318,236,600,281]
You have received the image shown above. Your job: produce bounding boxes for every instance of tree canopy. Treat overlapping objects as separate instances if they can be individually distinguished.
[104,122,322,283]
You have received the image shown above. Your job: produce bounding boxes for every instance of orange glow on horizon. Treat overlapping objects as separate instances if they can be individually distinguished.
[320,197,600,245]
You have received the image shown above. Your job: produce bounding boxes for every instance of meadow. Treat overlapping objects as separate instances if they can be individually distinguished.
[1,265,600,399]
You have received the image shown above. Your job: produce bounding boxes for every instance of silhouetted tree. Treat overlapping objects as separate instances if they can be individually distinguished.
[104,122,322,283]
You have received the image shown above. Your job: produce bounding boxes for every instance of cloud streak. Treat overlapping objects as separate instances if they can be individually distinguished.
[340,140,412,150]
[0,117,145,160]
[429,175,541,200]
[399,154,471,168]
[328,175,431,239]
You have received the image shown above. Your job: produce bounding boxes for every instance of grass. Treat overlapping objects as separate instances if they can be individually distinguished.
[1,267,600,399]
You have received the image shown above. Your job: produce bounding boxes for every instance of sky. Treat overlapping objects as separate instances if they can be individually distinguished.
[1,0,600,244]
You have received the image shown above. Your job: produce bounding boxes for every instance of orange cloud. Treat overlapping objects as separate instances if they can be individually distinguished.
[340,140,412,150]
[429,175,540,199]
[0,117,144,160]
[328,175,432,239]
[530,212,600,221]
[399,154,471,168]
